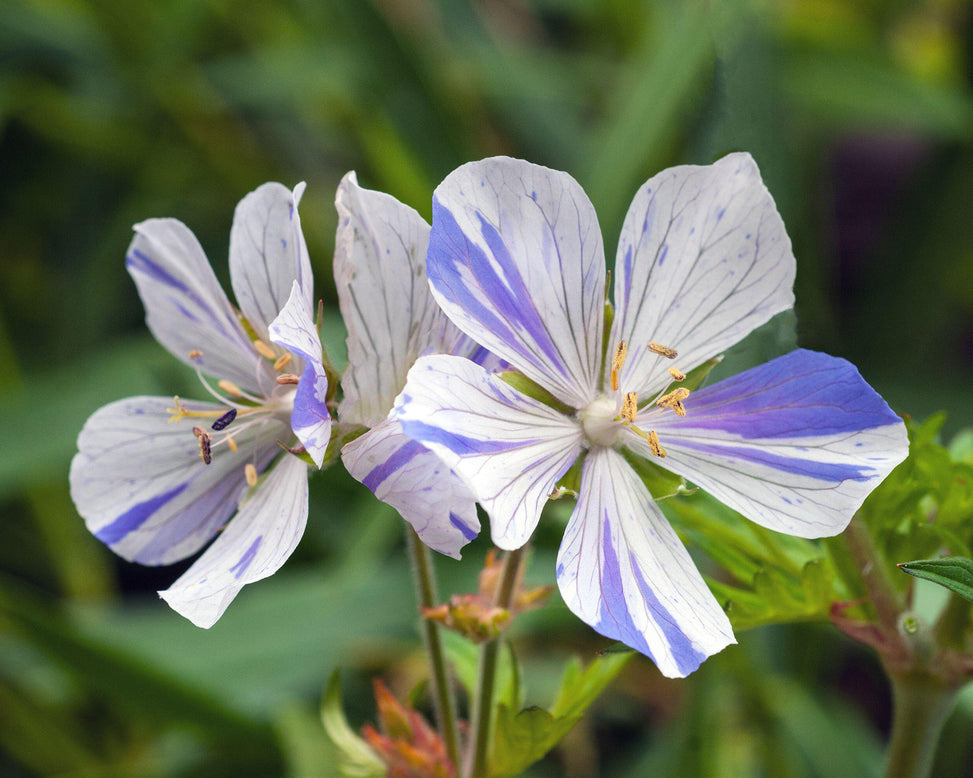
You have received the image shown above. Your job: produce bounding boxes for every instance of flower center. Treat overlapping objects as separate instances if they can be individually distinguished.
[580,395,623,448]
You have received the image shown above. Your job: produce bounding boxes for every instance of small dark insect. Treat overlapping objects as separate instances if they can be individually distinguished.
[212,408,237,431]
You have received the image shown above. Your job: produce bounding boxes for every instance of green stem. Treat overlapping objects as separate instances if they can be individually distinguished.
[405,527,459,767]
[463,546,525,778]
[884,672,956,778]
[842,516,903,630]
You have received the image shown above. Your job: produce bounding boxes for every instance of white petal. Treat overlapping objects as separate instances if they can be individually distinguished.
[160,453,309,628]
[611,153,795,397]
[127,219,267,394]
[229,181,314,340]
[427,157,606,408]
[556,448,734,678]
[342,417,479,559]
[268,283,332,468]
[334,172,460,426]
[394,355,583,550]
[633,350,909,537]
[69,396,284,565]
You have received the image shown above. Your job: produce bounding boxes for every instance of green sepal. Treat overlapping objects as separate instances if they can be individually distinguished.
[898,557,973,603]
[490,652,630,777]
[320,670,385,777]
[621,447,684,500]
[498,371,574,415]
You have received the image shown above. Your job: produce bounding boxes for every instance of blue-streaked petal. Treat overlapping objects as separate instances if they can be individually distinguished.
[268,283,331,468]
[335,172,461,426]
[160,453,309,628]
[395,354,583,550]
[127,219,267,394]
[69,396,284,565]
[342,416,480,559]
[428,157,606,408]
[557,447,734,678]
[634,349,908,537]
[229,182,313,341]
[611,153,795,398]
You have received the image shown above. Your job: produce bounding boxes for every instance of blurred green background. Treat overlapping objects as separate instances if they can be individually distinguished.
[1,0,971,775]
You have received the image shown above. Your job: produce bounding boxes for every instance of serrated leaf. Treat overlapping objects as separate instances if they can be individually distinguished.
[490,652,629,776]
[898,558,973,603]
[320,671,385,777]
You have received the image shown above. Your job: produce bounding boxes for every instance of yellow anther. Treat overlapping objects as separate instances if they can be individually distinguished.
[192,426,212,465]
[218,379,243,397]
[253,339,276,360]
[188,349,203,360]
[277,373,301,385]
[273,352,293,372]
[621,391,638,423]
[226,435,238,453]
[646,430,667,458]
[657,387,690,408]
[610,341,628,391]
[668,366,686,382]
[245,463,258,487]
[648,341,678,359]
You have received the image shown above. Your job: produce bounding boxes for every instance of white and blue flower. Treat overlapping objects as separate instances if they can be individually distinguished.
[334,172,499,559]
[393,154,909,677]
[70,182,331,628]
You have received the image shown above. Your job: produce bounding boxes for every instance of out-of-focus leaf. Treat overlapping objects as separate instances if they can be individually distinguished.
[899,557,973,603]
[490,651,629,777]
[276,704,342,778]
[320,671,385,778]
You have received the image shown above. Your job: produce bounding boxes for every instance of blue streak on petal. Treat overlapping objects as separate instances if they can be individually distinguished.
[362,439,425,491]
[230,536,262,579]
[675,440,876,482]
[449,512,478,541]
[399,418,532,456]
[428,199,569,381]
[95,482,189,545]
[680,350,901,439]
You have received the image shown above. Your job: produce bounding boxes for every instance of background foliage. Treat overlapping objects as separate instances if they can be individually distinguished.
[1,0,971,775]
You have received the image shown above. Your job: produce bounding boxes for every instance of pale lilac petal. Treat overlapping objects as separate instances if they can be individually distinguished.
[557,447,734,678]
[342,417,480,559]
[269,283,331,468]
[229,182,313,340]
[427,157,606,408]
[611,153,795,398]
[394,355,583,550]
[127,219,266,394]
[335,172,461,426]
[160,454,309,628]
[69,396,284,566]
[633,350,908,537]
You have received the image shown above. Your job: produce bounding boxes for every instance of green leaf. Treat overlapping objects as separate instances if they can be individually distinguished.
[898,557,973,603]
[320,670,385,778]
[490,651,629,776]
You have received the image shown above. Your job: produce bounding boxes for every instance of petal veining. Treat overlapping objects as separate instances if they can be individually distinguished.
[269,282,331,468]
[556,447,734,678]
[229,182,313,340]
[611,153,795,398]
[636,349,909,537]
[70,396,283,565]
[427,157,605,408]
[160,453,309,628]
[335,172,458,426]
[394,354,583,550]
[342,416,480,559]
[126,219,265,394]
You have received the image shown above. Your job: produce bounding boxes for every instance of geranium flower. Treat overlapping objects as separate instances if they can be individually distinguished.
[335,172,499,558]
[393,154,909,677]
[70,182,331,628]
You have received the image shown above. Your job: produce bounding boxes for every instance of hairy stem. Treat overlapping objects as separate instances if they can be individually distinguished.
[406,526,459,766]
[464,546,525,778]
